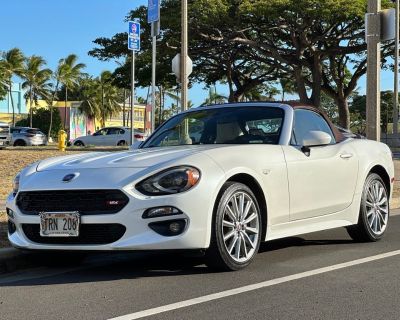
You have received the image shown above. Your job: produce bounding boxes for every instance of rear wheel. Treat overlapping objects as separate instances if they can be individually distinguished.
[14,140,26,147]
[74,140,84,147]
[346,173,389,242]
[206,182,262,271]
[117,140,127,146]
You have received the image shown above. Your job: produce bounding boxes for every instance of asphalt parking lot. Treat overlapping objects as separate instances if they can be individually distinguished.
[0,211,400,320]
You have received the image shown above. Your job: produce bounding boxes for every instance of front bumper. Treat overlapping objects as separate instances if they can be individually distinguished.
[5,182,217,252]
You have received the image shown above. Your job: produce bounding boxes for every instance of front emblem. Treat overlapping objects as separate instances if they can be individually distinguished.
[62,173,80,183]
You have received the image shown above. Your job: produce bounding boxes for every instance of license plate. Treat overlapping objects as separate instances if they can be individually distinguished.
[39,212,80,237]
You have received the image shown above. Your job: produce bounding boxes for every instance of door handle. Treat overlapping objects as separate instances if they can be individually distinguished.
[340,153,353,159]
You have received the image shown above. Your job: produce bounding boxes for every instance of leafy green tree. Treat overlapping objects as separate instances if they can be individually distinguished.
[15,107,62,138]
[79,71,122,127]
[0,63,8,99]
[57,54,86,128]
[0,48,25,126]
[21,55,52,127]
[351,91,394,134]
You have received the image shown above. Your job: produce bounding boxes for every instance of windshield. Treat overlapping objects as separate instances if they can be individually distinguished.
[142,106,284,148]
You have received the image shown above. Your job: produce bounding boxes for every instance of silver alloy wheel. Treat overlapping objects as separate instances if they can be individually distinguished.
[221,191,260,263]
[365,179,389,236]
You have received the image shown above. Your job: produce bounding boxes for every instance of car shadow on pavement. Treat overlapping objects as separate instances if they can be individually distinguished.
[259,236,355,253]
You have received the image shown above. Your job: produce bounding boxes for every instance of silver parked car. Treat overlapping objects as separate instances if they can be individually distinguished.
[0,121,11,149]
[11,127,48,146]
[72,127,146,147]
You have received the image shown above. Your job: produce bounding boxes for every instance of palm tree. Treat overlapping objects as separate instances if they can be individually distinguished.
[57,54,86,128]
[21,56,52,127]
[0,64,8,100]
[202,86,227,106]
[0,48,24,126]
[98,71,121,127]
[78,78,101,128]
[79,72,121,128]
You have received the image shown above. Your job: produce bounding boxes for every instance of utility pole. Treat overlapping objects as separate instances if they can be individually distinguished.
[366,0,381,141]
[393,0,399,135]
[180,0,188,112]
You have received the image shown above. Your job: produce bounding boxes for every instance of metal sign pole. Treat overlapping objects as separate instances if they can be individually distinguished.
[151,22,157,132]
[180,0,188,112]
[131,50,135,146]
[394,0,399,135]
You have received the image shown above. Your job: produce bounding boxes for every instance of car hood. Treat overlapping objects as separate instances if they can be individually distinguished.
[36,145,223,172]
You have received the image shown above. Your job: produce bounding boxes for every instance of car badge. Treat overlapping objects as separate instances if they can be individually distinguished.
[62,173,80,183]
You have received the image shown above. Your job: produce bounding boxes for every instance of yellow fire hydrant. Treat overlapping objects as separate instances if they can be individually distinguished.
[58,130,67,152]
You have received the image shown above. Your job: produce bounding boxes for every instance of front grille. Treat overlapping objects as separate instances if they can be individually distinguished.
[17,190,129,215]
[22,224,126,245]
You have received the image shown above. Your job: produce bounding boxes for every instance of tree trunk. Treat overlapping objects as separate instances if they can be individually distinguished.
[336,96,350,129]
[123,89,126,127]
[9,81,16,126]
[29,86,33,128]
[64,87,68,129]
[294,68,312,105]
[48,106,53,138]
[48,81,59,139]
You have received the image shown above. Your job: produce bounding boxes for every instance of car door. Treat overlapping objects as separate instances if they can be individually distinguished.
[106,128,122,145]
[282,109,358,221]
[89,128,108,146]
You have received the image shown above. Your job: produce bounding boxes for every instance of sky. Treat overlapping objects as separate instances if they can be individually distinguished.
[0,0,396,106]
[0,0,215,106]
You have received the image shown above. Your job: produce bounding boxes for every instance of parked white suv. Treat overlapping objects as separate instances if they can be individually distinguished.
[0,121,11,149]
[72,127,145,147]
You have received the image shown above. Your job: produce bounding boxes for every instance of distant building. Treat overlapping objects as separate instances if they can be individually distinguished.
[0,83,151,139]
[0,83,27,123]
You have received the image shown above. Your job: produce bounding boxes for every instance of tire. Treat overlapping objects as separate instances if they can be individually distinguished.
[205,182,262,271]
[14,140,26,147]
[346,173,389,242]
[74,140,84,147]
[117,140,127,146]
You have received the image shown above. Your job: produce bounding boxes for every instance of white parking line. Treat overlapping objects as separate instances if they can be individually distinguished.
[109,249,400,320]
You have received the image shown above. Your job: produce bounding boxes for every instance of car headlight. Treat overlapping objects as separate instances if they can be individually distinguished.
[13,173,20,196]
[136,166,201,196]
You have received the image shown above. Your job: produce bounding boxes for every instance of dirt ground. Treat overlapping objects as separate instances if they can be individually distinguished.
[0,147,119,248]
[0,148,399,248]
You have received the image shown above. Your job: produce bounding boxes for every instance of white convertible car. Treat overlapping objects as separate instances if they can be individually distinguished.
[6,103,394,270]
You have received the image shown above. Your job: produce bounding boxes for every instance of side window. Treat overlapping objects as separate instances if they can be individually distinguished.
[94,129,108,136]
[292,109,335,145]
[107,128,119,135]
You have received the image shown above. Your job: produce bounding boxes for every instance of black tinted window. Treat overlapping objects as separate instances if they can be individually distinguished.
[292,109,335,145]
[143,106,284,148]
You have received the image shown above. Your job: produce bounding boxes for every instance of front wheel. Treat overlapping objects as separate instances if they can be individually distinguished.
[74,140,84,147]
[347,173,389,242]
[206,182,262,271]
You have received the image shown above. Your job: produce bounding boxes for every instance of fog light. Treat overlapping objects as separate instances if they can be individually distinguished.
[6,208,14,219]
[8,221,16,235]
[148,219,187,237]
[169,222,182,233]
[142,206,182,219]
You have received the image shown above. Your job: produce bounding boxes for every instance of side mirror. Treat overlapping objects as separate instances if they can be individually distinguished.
[129,141,142,151]
[302,131,332,147]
